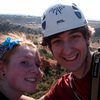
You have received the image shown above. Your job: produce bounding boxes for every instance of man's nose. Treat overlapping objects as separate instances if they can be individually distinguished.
[62,41,72,55]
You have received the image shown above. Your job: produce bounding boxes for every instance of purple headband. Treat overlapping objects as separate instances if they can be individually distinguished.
[0,37,21,60]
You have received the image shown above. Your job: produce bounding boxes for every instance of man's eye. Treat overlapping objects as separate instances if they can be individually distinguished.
[71,35,81,39]
[52,39,62,44]
[71,35,77,39]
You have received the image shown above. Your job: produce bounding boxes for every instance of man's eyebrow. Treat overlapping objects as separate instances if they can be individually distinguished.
[68,29,81,35]
[50,29,81,40]
[51,32,74,39]
[49,34,61,40]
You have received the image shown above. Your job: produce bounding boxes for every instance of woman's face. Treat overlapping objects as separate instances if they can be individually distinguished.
[50,31,89,73]
[4,45,42,94]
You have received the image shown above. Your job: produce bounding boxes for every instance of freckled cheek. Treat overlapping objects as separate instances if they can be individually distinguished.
[7,69,25,83]
[10,77,18,85]
[6,74,20,88]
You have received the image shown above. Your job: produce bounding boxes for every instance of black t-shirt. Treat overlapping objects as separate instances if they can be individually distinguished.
[0,92,9,100]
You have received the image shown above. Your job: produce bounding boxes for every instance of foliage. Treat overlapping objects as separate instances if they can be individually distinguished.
[92,36,100,43]
[39,48,53,59]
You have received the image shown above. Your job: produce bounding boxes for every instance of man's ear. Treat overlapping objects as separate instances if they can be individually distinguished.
[86,38,90,46]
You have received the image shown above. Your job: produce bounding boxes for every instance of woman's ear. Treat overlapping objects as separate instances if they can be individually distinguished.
[0,61,6,79]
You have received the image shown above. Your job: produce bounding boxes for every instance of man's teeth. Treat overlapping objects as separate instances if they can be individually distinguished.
[63,54,77,61]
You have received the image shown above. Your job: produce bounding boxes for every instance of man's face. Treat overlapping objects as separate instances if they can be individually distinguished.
[50,31,89,72]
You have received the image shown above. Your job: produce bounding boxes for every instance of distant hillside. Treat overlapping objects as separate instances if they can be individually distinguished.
[0,14,42,34]
[88,20,100,37]
[0,14,41,25]
[88,20,100,28]
[0,14,100,36]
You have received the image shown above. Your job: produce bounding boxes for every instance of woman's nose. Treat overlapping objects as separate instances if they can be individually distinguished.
[30,65,39,73]
[30,65,43,77]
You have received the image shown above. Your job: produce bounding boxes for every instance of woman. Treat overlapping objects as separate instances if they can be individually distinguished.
[0,33,43,100]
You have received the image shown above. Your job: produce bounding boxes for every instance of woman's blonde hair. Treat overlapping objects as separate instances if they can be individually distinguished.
[0,32,37,65]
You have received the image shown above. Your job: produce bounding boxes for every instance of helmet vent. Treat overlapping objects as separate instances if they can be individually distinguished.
[72,4,82,19]
[42,21,46,30]
[49,5,65,15]
[74,11,82,19]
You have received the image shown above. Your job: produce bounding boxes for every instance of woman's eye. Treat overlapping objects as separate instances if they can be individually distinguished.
[21,61,27,64]
[36,62,41,68]
[20,61,31,67]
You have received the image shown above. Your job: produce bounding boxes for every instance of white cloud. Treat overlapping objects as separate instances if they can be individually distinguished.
[0,0,99,20]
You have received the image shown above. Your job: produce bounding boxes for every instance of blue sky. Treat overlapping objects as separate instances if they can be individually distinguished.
[0,0,99,20]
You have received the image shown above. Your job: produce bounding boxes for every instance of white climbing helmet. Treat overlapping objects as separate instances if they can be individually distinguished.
[41,3,88,37]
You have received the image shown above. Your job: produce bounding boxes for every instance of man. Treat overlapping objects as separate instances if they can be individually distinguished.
[40,3,96,100]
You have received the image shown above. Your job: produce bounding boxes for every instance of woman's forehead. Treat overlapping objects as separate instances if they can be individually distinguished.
[13,45,38,57]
